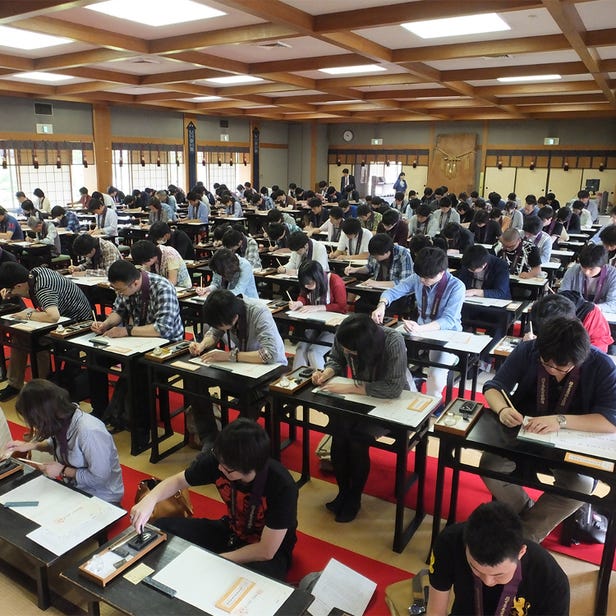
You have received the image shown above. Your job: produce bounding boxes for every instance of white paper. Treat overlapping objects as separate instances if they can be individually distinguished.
[188,357,283,378]
[395,324,491,353]
[0,408,12,453]
[69,332,168,355]
[0,475,124,555]
[153,545,293,616]
[285,310,350,325]
[308,558,376,616]
[464,297,512,308]
[3,315,70,330]
[68,275,108,286]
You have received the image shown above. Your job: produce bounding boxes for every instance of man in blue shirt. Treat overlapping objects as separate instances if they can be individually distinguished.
[0,206,24,240]
[372,246,465,398]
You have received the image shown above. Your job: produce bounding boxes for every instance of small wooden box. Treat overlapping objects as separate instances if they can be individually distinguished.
[270,366,314,394]
[0,458,22,481]
[49,320,94,340]
[79,526,166,587]
[144,340,191,363]
[268,299,289,314]
[434,398,483,436]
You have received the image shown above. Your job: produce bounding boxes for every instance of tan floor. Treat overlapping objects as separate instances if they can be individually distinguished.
[1,383,615,615]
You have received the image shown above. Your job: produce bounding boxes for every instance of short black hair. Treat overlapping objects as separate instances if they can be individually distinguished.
[368,233,393,256]
[108,259,140,284]
[538,206,554,221]
[21,199,35,212]
[213,418,270,474]
[464,502,524,566]
[522,216,543,235]
[413,247,447,278]
[599,224,616,246]
[525,194,537,205]
[209,249,240,280]
[537,317,590,366]
[266,209,283,223]
[149,221,171,242]
[308,197,322,209]
[416,203,432,218]
[72,233,97,256]
[50,206,65,218]
[267,222,286,241]
[341,218,362,236]
[571,200,586,212]
[0,261,29,288]
[329,206,344,220]
[556,207,572,222]
[439,196,451,208]
[221,229,244,249]
[202,289,243,329]
[288,231,309,251]
[462,245,489,269]
[395,191,405,201]
[381,208,400,226]
[472,209,489,225]
[578,189,590,199]
[130,240,158,265]
[409,234,432,258]
[357,203,372,217]
[531,294,576,333]
[578,244,607,268]
[87,198,103,212]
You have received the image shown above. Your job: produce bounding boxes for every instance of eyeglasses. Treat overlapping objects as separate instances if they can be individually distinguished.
[211,449,237,474]
[540,358,575,374]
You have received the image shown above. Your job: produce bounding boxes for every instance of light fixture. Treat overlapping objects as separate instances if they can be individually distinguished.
[243,157,247,166]
[0,26,73,50]
[229,159,233,166]
[176,157,180,167]
[336,159,341,167]
[119,154,123,167]
[319,64,386,75]
[83,156,88,168]
[497,159,503,170]
[2,150,7,170]
[205,75,263,85]
[33,151,39,169]
[563,161,569,171]
[56,151,61,169]
[191,96,223,102]
[497,74,561,83]
[412,159,418,169]
[156,151,161,167]
[14,71,74,82]
[599,162,605,172]
[360,160,365,167]
[385,159,390,167]
[86,0,225,27]
[401,13,510,39]
[217,158,222,167]
[529,161,535,171]
[140,152,145,167]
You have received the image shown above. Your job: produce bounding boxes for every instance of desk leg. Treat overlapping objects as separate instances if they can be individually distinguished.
[270,398,282,461]
[428,442,451,562]
[299,404,311,487]
[88,600,101,616]
[595,509,616,616]
[35,565,50,610]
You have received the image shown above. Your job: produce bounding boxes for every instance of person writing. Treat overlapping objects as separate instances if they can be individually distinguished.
[130,419,298,581]
[3,380,124,505]
[481,317,616,542]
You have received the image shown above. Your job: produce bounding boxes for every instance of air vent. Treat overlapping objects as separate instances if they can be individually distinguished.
[220,120,229,128]
[34,102,53,116]
[480,54,513,60]
[257,41,292,49]
[131,57,160,64]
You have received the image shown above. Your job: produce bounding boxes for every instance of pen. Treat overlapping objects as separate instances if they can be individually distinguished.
[529,320,533,336]
[92,309,98,323]
[275,257,283,267]
[501,389,515,410]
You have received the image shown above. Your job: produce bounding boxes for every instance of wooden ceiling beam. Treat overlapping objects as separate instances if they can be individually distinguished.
[441,61,587,82]
[0,54,34,71]
[250,53,365,75]
[218,0,314,32]
[315,74,423,89]
[362,87,458,100]
[480,80,602,95]
[164,52,248,75]
[498,93,606,105]
[52,66,141,85]
[0,78,54,95]
[139,68,231,86]
[0,1,92,22]
[34,49,129,71]
[54,80,115,94]
[258,72,315,90]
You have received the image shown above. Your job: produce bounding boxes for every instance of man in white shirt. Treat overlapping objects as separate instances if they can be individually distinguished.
[330,218,371,259]
[277,232,329,275]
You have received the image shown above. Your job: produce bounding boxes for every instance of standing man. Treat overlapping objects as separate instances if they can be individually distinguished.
[340,168,355,193]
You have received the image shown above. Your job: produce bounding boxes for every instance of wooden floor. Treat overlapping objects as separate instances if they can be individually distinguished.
[0,372,615,615]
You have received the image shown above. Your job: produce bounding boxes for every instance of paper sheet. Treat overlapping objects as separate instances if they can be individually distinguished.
[3,315,70,331]
[285,310,350,325]
[464,297,513,308]
[0,475,124,555]
[0,409,12,453]
[395,324,490,353]
[308,558,376,616]
[70,333,168,355]
[153,545,293,616]
[188,357,283,379]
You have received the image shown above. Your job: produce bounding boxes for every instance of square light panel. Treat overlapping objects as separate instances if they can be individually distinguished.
[192,96,223,101]
[14,72,75,82]
[402,13,510,39]
[205,75,263,85]
[87,0,225,27]
[0,26,73,50]
[497,74,562,83]
[319,64,386,75]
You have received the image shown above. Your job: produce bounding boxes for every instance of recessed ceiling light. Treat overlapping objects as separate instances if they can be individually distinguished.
[497,74,562,83]
[320,99,363,105]
[87,0,225,27]
[401,13,510,39]
[319,65,386,75]
[191,96,223,102]
[0,26,73,50]
[205,75,263,85]
[14,72,75,82]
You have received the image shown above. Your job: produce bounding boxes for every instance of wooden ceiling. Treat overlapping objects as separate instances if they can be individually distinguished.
[1,0,615,122]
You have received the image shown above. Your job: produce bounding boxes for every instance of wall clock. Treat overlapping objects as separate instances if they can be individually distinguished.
[343,130,354,142]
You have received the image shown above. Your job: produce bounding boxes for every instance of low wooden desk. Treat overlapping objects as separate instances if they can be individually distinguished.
[430,411,616,616]
[61,532,313,616]
[269,384,439,552]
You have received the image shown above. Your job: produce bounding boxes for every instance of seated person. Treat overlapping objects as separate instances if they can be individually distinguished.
[521,195,539,219]
[502,199,523,232]
[130,419,298,581]
[21,199,45,222]
[219,192,243,218]
[266,222,291,250]
[26,216,60,256]
[69,234,122,275]
[436,196,460,231]
[4,380,124,506]
[311,314,416,522]
[146,197,170,224]
[372,247,464,399]
[556,206,581,233]
[303,197,329,230]
[435,221,474,254]
[572,200,592,228]
[87,197,118,239]
[599,223,616,266]
[495,227,542,279]
[289,260,347,370]
[186,190,210,223]
[187,291,287,444]
[538,205,566,247]
[408,203,439,238]
[330,218,371,260]
[377,208,410,247]
[278,231,328,276]
[0,205,24,240]
[456,245,511,300]
[481,318,616,542]
[339,199,357,219]
[523,216,552,264]
[456,201,474,225]
[357,203,382,234]
[559,244,616,313]
[307,205,343,242]
[266,207,300,236]
[198,248,258,299]
[469,209,501,245]
[131,239,191,288]
[0,263,91,401]
[148,221,195,260]
[222,227,262,271]
[429,501,569,616]
[526,292,613,353]
[50,205,81,233]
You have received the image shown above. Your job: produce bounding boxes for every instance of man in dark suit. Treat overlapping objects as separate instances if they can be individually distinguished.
[340,168,356,193]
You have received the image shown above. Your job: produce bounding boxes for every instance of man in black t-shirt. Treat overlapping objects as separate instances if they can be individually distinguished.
[131,419,298,581]
[428,502,569,616]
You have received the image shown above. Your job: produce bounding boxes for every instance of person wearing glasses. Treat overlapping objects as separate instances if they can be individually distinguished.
[130,419,298,581]
[481,317,616,543]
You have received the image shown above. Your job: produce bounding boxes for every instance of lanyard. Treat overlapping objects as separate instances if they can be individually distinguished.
[537,364,580,413]
[582,265,608,302]
[420,272,449,321]
[473,561,522,616]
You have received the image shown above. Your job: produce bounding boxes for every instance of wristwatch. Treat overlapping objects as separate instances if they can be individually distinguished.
[126,324,133,336]
[557,414,567,428]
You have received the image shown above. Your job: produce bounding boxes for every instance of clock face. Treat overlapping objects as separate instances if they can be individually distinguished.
[343,130,354,142]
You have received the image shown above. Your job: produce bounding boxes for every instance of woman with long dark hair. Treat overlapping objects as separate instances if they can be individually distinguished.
[311,314,415,522]
[3,379,124,505]
[289,260,347,370]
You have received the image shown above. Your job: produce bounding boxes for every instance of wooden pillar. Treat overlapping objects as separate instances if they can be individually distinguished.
[92,103,112,190]
[310,121,318,191]
[183,114,197,190]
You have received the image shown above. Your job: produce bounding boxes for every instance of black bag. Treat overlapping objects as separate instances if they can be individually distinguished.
[560,503,607,546]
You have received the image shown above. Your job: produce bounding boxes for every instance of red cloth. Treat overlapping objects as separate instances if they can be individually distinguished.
[297,272,348,313]
[583,305,613,353]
